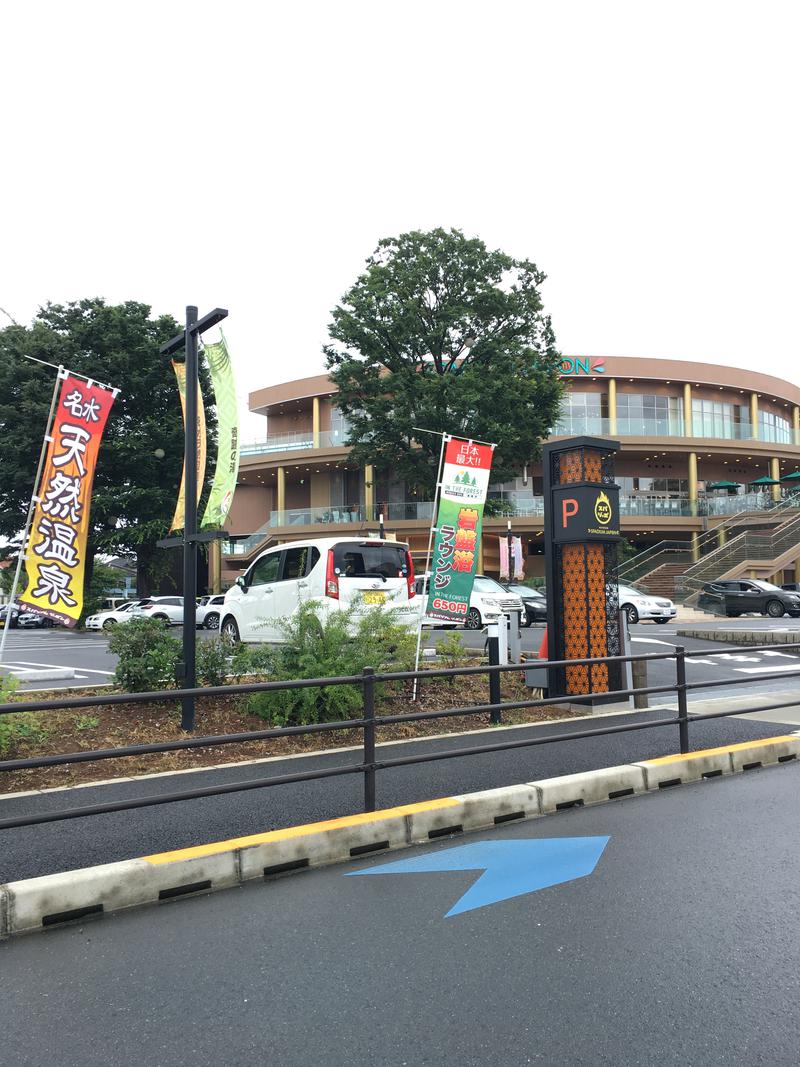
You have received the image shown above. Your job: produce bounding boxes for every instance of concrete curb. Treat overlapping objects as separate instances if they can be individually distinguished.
[677,628,800,645]
[3,734,799,938]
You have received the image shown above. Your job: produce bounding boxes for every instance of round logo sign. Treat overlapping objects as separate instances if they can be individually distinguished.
[594,491,612,526]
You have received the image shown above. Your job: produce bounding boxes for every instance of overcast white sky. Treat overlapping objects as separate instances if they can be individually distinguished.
[3,1,799,439]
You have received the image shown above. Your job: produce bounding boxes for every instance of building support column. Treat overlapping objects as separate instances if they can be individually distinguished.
[771,456,781,502]
[208,540,222,594]
[691,533,700,563]
[793,405,800,446]
[750,393,759,439]
[364,464,374,521]
[794,556,800,583]
[477,534,484,575]
[312,396,320,449]
[683,383,693,437]
[688,451,698,517]
[608,378,617,435]
[717,525,727,549]
[277,465,285,517]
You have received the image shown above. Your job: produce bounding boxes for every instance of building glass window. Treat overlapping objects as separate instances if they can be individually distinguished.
[617,394,683,436]
[554,391,607,434]
[691,399,751,439]
[617,476,688,494]
[759,410,791,444]
[329,407,352,446]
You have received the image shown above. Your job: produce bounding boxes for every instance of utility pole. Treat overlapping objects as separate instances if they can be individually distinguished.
[159,306,228,731]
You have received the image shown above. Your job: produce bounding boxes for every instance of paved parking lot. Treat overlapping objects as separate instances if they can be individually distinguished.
[5,763,800,1066]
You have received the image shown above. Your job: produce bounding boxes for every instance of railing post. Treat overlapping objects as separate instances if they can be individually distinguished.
[487,627,502,725]
[675,645,689,754]
[362,667,376,812]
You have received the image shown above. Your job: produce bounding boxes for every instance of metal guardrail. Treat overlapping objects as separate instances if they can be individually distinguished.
[2,642,800,831]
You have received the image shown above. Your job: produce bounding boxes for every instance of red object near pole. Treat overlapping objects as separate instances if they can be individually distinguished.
[538,627,548,660]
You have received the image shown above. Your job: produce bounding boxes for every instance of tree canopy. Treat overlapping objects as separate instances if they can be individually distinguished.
[324,228,564,494]
[0,299,216,595]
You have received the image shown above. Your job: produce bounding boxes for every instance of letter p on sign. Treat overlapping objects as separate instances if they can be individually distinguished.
[562,498,578,527]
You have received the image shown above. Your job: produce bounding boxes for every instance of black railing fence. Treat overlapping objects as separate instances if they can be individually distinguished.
[1,643,799,832]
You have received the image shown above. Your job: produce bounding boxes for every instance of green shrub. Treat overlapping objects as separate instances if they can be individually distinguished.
[247,601,416,727]
[0,673,48,755]
[229,641,276,680]
[434,631,470,684]
[196,637,231,687]
[108,617,181,692]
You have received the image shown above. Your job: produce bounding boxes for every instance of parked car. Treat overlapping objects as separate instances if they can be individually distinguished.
[17,612,54,629]
[500,583,547,626]
[699,580,800,618]
[196,594,227,630]
[0,604,21,629]
[85,601,140,631]
[129,596,185,626]
[618,583,677,624]
[220,537,418,644]
[415,574,525,630]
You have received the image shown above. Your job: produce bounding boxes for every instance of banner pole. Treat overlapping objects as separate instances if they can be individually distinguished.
[0,366,64,665]
[412,431,449,701]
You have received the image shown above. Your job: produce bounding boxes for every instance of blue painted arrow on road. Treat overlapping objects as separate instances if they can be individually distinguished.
[346,836,610,917]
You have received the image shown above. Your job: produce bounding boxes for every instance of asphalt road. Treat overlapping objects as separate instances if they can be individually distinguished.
[5,762,800,1066]
[0,702,791,883]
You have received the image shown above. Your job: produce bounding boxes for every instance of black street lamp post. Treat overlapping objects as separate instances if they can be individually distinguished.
[159,305,228,731]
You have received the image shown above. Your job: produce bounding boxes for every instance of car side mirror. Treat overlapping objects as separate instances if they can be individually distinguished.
[236,575,248,593]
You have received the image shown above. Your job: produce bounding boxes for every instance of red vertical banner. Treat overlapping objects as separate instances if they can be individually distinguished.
[19,373,116,627]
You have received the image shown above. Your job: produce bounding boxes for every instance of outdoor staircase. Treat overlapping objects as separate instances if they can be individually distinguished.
[636,563,687,599]
[619,491,800,599]
[681,509,800,604]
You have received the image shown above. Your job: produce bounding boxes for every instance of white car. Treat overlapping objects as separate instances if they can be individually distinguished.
[129,596,185,626]
[220,537,418,644]
[618,583,677,625]
[196,594,227,630]
[85,601,139,631]
[415,574,525,630]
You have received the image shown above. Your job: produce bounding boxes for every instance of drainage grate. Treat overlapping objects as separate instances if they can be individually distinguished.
[42,904,103,928]
[701,770,723,779]
[742,761,762,771]
[158,880,212,901]
[349,840,390,857]
[608,788,634,799]
[494,811,525,825]
[658,778,682,789]
[555,799,585,811]
[428,824,463,840]
[778,754,797,763]
[264,858,310,878]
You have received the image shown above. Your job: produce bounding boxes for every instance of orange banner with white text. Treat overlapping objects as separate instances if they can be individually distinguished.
[19,372,116,627]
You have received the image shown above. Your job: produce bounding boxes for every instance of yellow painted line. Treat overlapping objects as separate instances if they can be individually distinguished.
[643,735,798,766]
[142,796,461,865]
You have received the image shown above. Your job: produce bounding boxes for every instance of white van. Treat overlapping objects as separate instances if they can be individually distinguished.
[220,537,418,643]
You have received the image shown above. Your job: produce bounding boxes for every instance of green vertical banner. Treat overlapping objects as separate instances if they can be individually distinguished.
[426,437,495,624]
[201,333,240,528]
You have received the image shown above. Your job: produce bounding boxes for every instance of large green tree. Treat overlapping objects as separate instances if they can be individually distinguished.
[324,228,564,495]
[0,299,216,597]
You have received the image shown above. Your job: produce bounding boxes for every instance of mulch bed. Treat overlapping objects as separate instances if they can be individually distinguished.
[0,670,584,795]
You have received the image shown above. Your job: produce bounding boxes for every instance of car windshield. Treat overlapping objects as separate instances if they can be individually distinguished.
[619,585,647,598]
[474,577,507,594]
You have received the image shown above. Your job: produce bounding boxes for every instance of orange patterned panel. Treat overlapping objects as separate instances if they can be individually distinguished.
[560,450,583,485]
[586,543,609,691]
[584,449,602,482]
[562,544,589,693]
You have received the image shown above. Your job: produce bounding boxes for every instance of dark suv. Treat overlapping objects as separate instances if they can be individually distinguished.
[698,579,800,618]
[501,583,547,626]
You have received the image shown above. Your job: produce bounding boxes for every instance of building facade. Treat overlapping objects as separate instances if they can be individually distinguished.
[222,356,800,585]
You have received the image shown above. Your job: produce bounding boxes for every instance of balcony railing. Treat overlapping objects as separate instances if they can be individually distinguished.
[239,429,350,456]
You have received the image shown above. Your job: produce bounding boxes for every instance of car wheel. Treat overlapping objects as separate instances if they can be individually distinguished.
[623,604,639,625]
[465,607,482,630]
[655,618,668,624]
[102,619,117,630]
[205,612,221,630]
[152,613,170,624]
[221,616,240,644]
[766,600,786,618]
[727,611,741,618]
